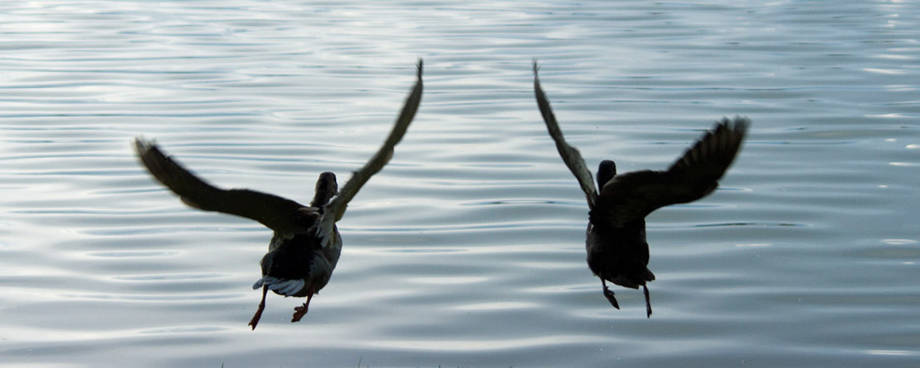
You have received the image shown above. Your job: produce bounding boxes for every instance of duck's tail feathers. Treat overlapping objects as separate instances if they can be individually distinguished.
[252,276,305,296]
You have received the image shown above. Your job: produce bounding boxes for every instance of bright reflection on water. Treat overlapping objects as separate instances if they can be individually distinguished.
[1,1,919,367]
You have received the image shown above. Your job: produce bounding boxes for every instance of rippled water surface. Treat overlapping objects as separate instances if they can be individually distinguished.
[1,1,919,367]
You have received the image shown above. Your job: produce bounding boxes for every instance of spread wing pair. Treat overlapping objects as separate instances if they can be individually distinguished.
[138,61,422,233]
[534,61,748,226]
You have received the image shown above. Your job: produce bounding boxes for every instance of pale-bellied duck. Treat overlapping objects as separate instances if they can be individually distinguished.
[135,60,423,329]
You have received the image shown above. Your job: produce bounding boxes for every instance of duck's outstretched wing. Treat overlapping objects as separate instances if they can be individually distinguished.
[134,138,313,234]
[533,61,598,208]
[594,117,749,227]
[325,59,423,222]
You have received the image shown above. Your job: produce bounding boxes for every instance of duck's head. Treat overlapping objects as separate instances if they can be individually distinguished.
[596,160,616,190]
[311,172,338,207]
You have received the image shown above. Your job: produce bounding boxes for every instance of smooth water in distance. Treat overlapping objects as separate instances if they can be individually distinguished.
[1,1,918,367]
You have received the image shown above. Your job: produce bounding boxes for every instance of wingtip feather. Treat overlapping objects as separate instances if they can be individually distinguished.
[133,136,154,156]
[723,116,751,138]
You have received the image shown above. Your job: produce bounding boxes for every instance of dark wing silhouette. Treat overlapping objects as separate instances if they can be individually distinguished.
[594,117,749,227]
[325,59,423,221]
[134,138,312,234]
[533,61,598,208]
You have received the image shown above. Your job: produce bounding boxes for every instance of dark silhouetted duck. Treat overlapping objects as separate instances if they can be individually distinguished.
[533,62,748,318]
[135,60,423,329]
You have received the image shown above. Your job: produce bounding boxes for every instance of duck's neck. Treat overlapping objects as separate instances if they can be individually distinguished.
[311,191,333,208]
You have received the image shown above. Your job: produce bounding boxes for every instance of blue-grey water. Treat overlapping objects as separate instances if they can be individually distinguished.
[1,1,918,367]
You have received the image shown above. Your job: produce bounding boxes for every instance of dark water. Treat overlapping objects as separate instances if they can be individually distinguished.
[1,1,918,367]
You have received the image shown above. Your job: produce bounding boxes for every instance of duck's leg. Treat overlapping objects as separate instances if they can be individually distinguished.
[291,287,314,323]
[601,279,620,309]
[643,284,652,318]
[248,285,269,330]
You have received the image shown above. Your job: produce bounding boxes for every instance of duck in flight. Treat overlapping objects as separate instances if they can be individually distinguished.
[135,60,423,330]
[532,62,748,318]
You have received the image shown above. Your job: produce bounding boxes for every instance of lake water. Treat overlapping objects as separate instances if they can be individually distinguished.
[1,1,918,367]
